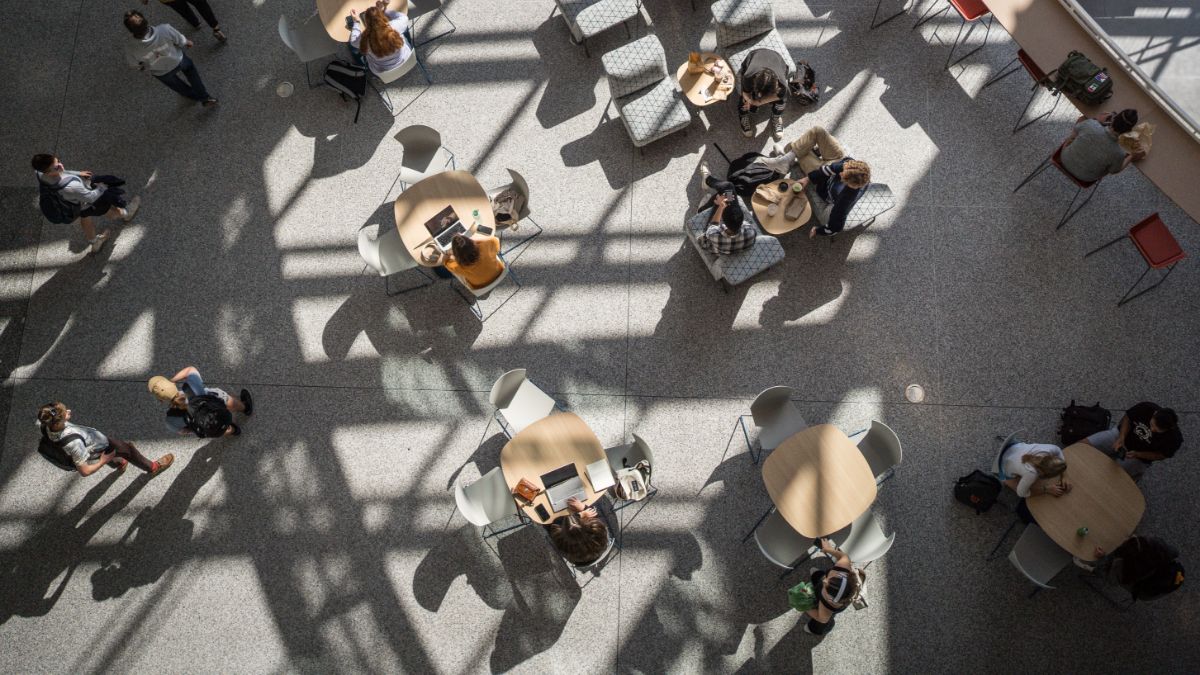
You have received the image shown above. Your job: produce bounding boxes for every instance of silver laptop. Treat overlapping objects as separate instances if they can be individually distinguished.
[424,205,466,252]
[541,464,587,513]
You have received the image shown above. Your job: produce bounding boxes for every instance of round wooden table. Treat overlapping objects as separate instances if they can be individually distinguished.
[393,170,495,268]
[751,181,812,235]
[674,53,734,107]
[1027,443,1145,561]
[499,413,607,525]
[762,424,877,538]
[317,0,408,42]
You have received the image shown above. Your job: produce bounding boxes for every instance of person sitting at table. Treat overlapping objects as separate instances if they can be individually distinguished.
[803,538,865,636]
[442,233,503,289]
[546,497,610,566]
[1076,535,1184,602]
[760,126,871,238]
[1059,109,1144,183]
[348,1,412,75]
[733,49,789,140]
[1081,401,1181,482]
[997,439,1070,524]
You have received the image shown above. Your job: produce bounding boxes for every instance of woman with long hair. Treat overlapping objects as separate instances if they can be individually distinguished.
[998,440,1070,498]
[349,1,413,74]
[443,233,503,289]
[547,497,610,566]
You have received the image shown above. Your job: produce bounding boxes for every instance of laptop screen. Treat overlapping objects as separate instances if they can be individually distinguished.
[540,464,578,488]
[424,205,460,237]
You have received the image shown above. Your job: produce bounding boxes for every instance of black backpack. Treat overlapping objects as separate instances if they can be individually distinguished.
[788,61,819,106]
[1132,560,1185,601]
[38,428,84,472]
[728,152,782,202]
[323,61,367,123]
[189,394,233,438]
[1058,400,1111,445]
[954,470,1001,514]
[38,178,81,225]
[1041,51,1113,105]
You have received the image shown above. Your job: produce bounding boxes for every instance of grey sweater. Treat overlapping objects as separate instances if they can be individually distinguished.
[37,170,104,206]
[125,24,187,76]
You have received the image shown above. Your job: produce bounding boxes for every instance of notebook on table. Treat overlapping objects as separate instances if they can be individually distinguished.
[586,459,615,491]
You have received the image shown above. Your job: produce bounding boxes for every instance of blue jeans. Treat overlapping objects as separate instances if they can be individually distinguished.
[1084,427,1148,480]
[155,55,211,101]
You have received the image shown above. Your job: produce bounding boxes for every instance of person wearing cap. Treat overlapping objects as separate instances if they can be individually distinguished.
[36,401,173,477]
[148,366,252,436]
[803,537,865,636]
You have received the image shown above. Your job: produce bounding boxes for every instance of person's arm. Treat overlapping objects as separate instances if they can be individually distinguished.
[710,194,729,225]
[1013,471,1037,498]
[1126,450,1166,462]
[170,366,200,383]
[75,449,115,476]
[60,177,105,205]
[349,19,363,46]
[1114,415,1130,451]
[165,24,191,49]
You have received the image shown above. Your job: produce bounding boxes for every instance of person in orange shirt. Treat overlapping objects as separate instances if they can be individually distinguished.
[442,234,504,289]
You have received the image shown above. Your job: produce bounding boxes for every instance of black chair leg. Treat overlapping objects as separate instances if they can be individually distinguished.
[913,2,950,29]
[1057,182,1100,230]
[984,55,1020,88]
[1083,232,1127,258]
[871,0,909,29]
[986,516,1019,561]
[741,505,775,542]
[948,15,992,69]
[1118,263,1174,306]
[1013,156,1051,193]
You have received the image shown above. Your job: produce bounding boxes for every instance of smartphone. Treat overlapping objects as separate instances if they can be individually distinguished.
[534,503,550,520]
[476,224,494,236]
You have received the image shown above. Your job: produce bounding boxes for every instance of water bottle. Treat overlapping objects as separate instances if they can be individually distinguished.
[472,209,480,227]
[1076,526,1089,537]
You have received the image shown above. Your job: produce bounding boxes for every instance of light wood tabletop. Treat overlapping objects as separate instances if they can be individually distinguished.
[1027,442,1144,561]
[317,0,408,42]
[751,180,812,235]
[392,170,496,268]
[499,412,607,525]
[674,53,733,107]
[762,424,877,538]
[985,0,1200,223]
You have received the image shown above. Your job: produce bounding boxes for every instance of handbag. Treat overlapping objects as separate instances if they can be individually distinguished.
[612,460,652,501]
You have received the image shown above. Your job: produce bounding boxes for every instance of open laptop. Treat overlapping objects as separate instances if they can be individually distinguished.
[424,205,466,252]
[541,464,587,513]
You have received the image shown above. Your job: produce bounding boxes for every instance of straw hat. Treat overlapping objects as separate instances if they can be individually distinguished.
[147,376,179,402]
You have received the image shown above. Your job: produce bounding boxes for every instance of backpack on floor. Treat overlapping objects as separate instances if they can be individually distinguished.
[323,61,367,123]
[954,470,1001,514]
[788,61,820,106]
[1058,400,1111,445]
[1041,51,1113,104]
[1132,560,1185,602]
[728,152,781,202]
[38,179,80,225]
[38,428,84,472]
[189,394,233,438]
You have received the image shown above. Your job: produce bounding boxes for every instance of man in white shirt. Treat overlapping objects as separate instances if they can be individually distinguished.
[123,10,218,106]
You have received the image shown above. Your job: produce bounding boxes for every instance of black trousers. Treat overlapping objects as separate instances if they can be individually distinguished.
[161,0,220,28]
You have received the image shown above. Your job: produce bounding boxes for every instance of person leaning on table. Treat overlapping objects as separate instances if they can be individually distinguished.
[1059,108,1144,183]
[440,234,504,289]
[803,538,864,637]
[997,439,1071,523]
[1080,401,1181,482]
[349,0,413,75]
[546,497,609,566]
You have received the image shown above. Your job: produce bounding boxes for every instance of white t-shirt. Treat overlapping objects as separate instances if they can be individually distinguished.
[350,11,412,75]
[1001,442,1065,497]
[46,422,109,466]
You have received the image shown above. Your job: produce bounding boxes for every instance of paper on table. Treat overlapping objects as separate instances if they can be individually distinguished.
[586,459,616,491]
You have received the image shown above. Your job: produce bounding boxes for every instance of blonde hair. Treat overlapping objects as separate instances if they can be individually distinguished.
[1022,453,1067,479]
[841,160,871,189]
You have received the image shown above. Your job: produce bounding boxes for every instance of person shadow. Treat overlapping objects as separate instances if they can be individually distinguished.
[89,442,226,601]
[0,470,147,624]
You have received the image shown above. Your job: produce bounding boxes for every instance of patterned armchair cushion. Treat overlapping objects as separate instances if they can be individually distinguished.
[723,29,796,74]
[556,0,639,42]
[613,78,693,146]
[684,201,784,286]
[712,0,776,49]
[602,35,669,99]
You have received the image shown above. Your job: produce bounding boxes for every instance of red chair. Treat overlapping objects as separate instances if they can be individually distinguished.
[1085,213,1186,306]
[913,0,992,69]
[982,49,1062,133]
[1013,141,1103,229]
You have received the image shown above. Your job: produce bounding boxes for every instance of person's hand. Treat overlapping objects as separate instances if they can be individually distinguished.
[97,450,117,465]
[1094,546,1107,558]
[714,193,729,208]
[797,176,810,189]
[1131,150,1147,162]
[350,8,359,18]
[566,497,585,512]
[1045,481,1068,497]
[818,538,837,554]
[185,40,194,48]
[375,0,388,9]
[79,171,93,179]
[808,227,818,239]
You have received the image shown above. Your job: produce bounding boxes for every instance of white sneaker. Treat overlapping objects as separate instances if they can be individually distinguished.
[771,142,788,157]
[122,196,140,222]
[90,231,110,254]
[698,160,710,184]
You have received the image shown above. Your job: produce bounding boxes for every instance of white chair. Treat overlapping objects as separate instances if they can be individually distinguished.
[753,509,815,578]
[847,420,903,484]
[604,432,657,508]
[486,168,542,255]
[1008,523,1072,596]
[985,429,1025,560]
[736,386,806,463]
[449,255,521,321]
[490,369,561,438]
[369,26,432,114]
[832,509,895,565]
[357,225,434,295]
[454,467,523,537]
[278,15,342,88]
[395,124,456,188]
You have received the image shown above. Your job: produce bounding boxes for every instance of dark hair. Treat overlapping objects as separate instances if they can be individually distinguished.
[124,10,149,38]
[548,513,608,565]
[823,567,866,610]
[37,402,67,430]
[31,154,57,172]
[450,234,480,266]
[721,199,744,233]
[1111,109,1138,135]
[1153,407,1178,430]
[747,69,782,101]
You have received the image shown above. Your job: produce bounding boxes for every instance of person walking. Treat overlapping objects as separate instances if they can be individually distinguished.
[141,0,227,42]
[148,366,252,438]
[32,154,140,254]
[37,402,173,478]
[123,10,218,107]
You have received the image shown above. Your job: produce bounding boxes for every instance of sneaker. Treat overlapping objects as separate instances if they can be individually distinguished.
[230,423,242,436]
[202,98,219,108]
[240,389,253,416]
[770,141,788,157]
[122,196,140,222]
[213,28,228,43]
[739,114,754,138]
[150,454,175,477]
[89,231,110,254]
[770,115,784,140]
[698,160,710,185]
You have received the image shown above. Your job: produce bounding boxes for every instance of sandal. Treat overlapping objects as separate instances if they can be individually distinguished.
[213,28,227,42]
